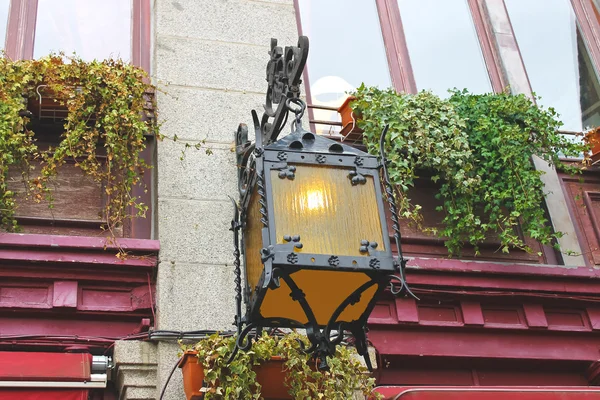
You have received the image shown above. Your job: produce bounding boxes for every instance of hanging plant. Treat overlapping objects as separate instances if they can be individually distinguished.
[180,332,378,399]
[351,85,586,256]
[0,54,156,234]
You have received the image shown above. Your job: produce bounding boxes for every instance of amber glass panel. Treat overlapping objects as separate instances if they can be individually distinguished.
[259,270,376,326]
[270,165,384,257]
[244,189,264,294]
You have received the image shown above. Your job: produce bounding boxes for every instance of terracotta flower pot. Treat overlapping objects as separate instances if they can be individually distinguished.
[254,356,291,399]
[178,352,294,400]
[585,127,600,163]
[179,351,205,400]
[337,95,363,141]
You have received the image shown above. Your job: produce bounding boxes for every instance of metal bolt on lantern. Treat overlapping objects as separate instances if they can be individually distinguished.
[228,36,416,370]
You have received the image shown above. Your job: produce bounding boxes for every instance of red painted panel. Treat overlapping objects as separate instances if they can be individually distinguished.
[395,298,418,323]
[587,308,600,331]
[482,306,524,326]
[523,304,548,328]
[368,329,600,362]
[0,233,159,252]
[0,317,146,338]
[0,352,90,381]
[370,303,394,322]
[418,305,460,323]
[477,370,588,386]
[80,289,133,311]
[0,248,155,268]
[407,258,599,278]
[545,310,587,328]
[0,285,51,308]
[53,281,78,308]
[0,389,87,400]
[372,387,600,400]
[461,301,484,326]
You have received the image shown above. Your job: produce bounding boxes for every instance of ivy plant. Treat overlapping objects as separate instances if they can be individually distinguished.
[0,54,156,235]
[351,85,586,256]
[181,332,378,399]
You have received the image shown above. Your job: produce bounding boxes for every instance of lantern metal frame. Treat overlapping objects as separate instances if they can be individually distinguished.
[228,36,416,370]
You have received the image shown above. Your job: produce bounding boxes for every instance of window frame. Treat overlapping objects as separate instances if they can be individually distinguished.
[2,0,154,239]
[3,0,151,71]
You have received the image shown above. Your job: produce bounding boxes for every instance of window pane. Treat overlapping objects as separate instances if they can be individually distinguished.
[505,0,600,132]
[297,0,391,132]
[397,0,492,96]
[0,0,8,49]
[33,0,131,61]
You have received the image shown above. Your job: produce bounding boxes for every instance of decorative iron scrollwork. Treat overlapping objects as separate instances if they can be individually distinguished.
[379,125,419,301]
[261,37,309,145]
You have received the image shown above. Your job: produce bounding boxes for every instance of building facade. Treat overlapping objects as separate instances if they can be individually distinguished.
[2,0,600,399]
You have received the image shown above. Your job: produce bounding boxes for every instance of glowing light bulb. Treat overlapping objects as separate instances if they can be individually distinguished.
[306,189,325,211]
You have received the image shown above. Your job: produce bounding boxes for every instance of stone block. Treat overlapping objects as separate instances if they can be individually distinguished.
[157,141,237,201]
[113,340,158,365]
[157,198,234,265]
[116,366,157,388]
[156,261,236,331]
[156,0,297,47]
[121,386,157,400]
[156,36,267,93]
[156,86,265,143]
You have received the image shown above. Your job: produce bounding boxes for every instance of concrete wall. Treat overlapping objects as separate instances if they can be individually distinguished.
[113,0,300,399]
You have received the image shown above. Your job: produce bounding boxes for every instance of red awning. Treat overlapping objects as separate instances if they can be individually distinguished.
[0,351,94,399]
[0,351,91,382]
[0,389,88,400]
[372,386,600,399]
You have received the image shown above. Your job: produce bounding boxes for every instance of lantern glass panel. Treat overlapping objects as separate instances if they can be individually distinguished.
[244,189,264,293]
[270,165,385,256]
[259,270,378,326]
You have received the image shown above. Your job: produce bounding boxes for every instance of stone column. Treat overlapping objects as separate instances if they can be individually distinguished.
[148,0,298,399]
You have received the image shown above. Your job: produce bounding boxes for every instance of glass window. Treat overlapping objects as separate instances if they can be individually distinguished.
[397,0,492,96]
[33,0,131,61]
[0,0,9,49]
[505,0,600,132]
[297,0,391,127]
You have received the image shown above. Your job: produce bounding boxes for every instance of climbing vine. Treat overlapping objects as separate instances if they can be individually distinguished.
[0,54,156,234]
[351,85,587,256]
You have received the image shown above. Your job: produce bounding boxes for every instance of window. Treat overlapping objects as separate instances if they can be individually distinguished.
[4,0,150,71]
[505,0,600,132]
[297,0,391,132]
[3,0,154,239]
[397,0,492,96]
[296,0,498,115]
[33,0,131,61]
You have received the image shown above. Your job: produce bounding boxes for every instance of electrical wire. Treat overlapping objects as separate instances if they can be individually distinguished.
[159,355,183,400]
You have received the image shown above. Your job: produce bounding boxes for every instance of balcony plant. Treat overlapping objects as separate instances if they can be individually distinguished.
[179,332,378,400]
[0,54,156,235]
[350,85,587,256]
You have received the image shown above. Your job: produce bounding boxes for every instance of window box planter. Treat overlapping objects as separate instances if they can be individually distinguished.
[338,95,363,141]
[585,128,600,163]
[179,351,293,400]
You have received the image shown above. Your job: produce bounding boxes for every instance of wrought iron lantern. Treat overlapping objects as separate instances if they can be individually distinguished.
[229,36,415,370]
